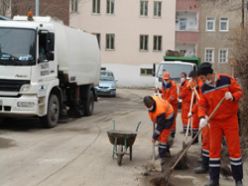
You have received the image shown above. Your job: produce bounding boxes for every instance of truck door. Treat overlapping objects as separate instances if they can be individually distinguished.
[38,31,57,81]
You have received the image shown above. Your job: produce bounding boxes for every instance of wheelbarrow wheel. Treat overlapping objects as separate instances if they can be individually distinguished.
[117,154,123,166]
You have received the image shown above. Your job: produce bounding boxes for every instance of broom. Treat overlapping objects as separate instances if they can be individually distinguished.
[174,91,196,170]
[162,97,225,185]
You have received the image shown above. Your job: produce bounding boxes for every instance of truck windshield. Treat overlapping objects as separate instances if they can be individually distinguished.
[0,28,36,66]
[157,63,194,81]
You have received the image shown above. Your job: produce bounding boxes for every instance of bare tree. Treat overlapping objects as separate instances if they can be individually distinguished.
[0,0,11,16]
[230,27,248,158]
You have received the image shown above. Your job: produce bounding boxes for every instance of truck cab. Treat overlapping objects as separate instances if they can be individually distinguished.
[154,55,200,90]
[0,16,100,128]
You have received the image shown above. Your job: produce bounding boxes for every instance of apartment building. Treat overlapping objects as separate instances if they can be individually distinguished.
[199,0,241,75]
[176,0,200,57]
[70,0,176,87]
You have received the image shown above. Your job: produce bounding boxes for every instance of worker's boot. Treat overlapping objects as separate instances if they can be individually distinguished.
[204,180,219,186]
[194,156,209,174]
[192,129,199,144]
[170,131,176,138]
[235,180,243,186]
[167,136,174,148]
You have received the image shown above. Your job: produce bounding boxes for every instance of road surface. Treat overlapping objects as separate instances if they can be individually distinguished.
[0,88,247,186]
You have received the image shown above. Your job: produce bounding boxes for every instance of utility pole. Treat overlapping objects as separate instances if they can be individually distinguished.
[35,0,39,16]
[242,0,245,29]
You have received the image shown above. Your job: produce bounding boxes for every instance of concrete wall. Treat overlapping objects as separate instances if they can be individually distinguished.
[70,0,176,87]
[199,0,241,75]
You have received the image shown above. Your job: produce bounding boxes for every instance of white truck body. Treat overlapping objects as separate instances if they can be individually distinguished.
[0,16,100,127]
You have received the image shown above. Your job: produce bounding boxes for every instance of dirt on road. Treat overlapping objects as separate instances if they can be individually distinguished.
[0,88,247,186]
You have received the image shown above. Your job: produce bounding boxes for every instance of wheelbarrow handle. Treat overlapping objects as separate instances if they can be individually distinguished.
[135,121,142,132]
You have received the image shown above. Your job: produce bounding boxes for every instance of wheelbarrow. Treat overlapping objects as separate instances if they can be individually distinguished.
[107,121,141,166]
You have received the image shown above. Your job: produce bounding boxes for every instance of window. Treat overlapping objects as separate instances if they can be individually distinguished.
[205,48,214,63]
[219,17,229,32]
[140,68,153,76]
[106,34,115,50]
[153,1,162,17]
[140,35,149,51]
[140,0,148,16]
[71,0,78,12]
[106,0,115,14]
[153,35,162,51]
[179,18,187,31]
[206,17,215,31]
[92,0,100,14]
[219,48,228,63]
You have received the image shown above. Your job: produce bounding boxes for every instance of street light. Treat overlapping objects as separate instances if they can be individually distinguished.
[35,0,39,16]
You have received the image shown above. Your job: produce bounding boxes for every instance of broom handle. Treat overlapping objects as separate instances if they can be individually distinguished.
[184,91,195,140]
[152,123,156,161]
[193,87,200,100]
[170,97,225,170]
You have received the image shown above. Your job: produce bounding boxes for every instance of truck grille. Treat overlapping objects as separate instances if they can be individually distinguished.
[0,79,30,92]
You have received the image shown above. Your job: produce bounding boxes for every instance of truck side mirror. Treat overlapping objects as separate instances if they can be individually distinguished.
[152,63,156,77]
[46,33,55,52]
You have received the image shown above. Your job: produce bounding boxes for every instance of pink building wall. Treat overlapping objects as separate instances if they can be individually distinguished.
[176,0,200,56]
[176,0,199,11]
[176,32,199,44]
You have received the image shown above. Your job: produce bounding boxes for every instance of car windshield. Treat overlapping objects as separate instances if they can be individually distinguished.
[0,28,36,66]
[100,71,114,81]
[157,63,194,81]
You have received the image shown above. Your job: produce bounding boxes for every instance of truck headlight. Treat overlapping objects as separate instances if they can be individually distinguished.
[17,101,35,108]
[20,84,31,92]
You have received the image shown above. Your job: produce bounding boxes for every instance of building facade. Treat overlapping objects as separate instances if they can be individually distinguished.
[11,0,70,25]
[70,0,176,87]
[176,0,200,57]
[199,0,241,75]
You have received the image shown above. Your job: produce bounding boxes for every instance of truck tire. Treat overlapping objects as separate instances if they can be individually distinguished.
[41,94,60,128]
[83,90,94,116]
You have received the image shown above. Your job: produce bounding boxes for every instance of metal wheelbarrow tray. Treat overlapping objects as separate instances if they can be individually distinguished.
[107,121,141,166]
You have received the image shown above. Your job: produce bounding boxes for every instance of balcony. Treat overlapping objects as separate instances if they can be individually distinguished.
[176,11,199,32]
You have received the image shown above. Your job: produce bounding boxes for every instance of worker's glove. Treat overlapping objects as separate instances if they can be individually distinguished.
[187,112,192,118]
[199,117,208,129]
[225,91,233,101]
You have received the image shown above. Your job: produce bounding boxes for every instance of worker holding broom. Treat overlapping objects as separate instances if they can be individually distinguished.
[143,95,174,170]
[179,72,192,134]
[187,70,210,173]
[161,71,178,138]
[197,62,243,186]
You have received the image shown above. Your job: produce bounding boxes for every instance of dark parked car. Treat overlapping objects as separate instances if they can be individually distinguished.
[95,70,117,97]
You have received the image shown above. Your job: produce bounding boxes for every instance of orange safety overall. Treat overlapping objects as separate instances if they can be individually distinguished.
[161,80,178,138]
[148,96,174,158]
[198,74,243,183]
[179,79,192,133]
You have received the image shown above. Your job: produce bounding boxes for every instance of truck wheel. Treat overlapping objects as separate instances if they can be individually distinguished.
[84,90,94,116]
[41,94,60,128]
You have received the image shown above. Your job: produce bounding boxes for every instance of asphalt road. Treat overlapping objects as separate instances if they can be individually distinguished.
[0,88,247,186]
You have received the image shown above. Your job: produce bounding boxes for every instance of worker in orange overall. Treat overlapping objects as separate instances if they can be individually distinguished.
[143,95,174,168]
[161,71,178,138]
[186,70,210,173]
[197,62,243,186]
[179,72,192,134]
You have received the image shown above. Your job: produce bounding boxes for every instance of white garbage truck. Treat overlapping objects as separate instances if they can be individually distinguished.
[0,16,101,127]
